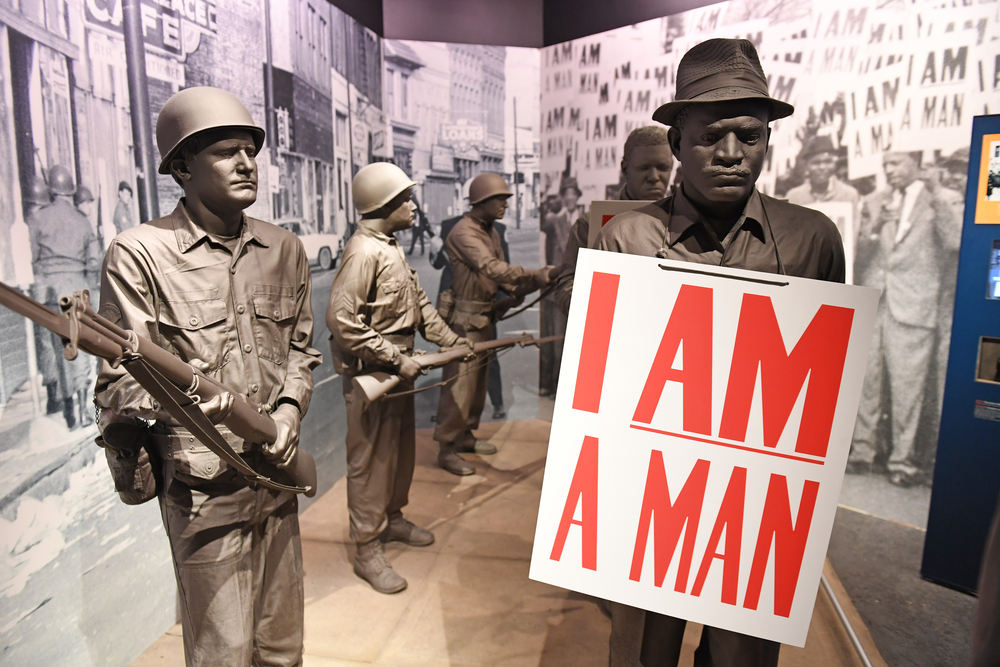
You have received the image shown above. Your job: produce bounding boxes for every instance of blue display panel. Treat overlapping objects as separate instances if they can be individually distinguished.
[923,115,1000,593]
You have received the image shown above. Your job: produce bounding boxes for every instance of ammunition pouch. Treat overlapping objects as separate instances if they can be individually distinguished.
[453,298,494,331]
[436,288,455,323]
[96,410,157,505]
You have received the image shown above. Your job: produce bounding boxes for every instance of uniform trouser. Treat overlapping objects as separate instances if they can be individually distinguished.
[344,375,416,545]
[34,278,92,400]
[434,322,493,448]
[609,603,779,667]
[487,351,503,408]
[154,433,303,667]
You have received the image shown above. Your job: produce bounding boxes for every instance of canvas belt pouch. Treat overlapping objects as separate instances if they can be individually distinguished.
[96,409,158,506]
[454,298,494,330]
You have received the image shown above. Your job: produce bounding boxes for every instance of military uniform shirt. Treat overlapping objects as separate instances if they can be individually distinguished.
[95,200,321,424]
[446,213,537,305]
[328,221,459,371]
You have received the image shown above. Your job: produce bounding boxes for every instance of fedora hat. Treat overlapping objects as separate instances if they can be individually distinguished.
[799,134,837,161]
[559,176,582,197]
[652,38,794,126]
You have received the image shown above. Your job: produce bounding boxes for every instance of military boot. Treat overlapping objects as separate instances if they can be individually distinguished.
[438,448,475,476]
[45,382,60,415]
[456,433,497,455]
[380,512,434,547]
[62,395,78,430]
[354,540,407,594]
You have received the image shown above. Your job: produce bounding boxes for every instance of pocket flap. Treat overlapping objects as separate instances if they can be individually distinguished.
[253,292,296,322]
[160,298,227,330]
[174,445,227,480]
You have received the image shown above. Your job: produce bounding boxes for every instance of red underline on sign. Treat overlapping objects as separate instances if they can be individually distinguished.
[629,424,826,466]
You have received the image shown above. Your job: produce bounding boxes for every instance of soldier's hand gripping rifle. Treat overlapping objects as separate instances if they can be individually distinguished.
[0,281,317,497]
[352,334,564,404]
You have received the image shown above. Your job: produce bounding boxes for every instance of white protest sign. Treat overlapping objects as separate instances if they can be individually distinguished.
[530,250,880,647]
[588,200,655,249]
[801,201,857,285]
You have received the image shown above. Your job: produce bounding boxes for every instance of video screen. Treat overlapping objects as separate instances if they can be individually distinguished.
[990,240,1000,300]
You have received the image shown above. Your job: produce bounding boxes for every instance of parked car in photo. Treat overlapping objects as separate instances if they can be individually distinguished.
[277,219,344,271]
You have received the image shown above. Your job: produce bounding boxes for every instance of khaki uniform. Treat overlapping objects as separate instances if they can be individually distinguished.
[433,214,539,449]
[95,201,321,667]
[328,222,459,544]
[29,198,102,405]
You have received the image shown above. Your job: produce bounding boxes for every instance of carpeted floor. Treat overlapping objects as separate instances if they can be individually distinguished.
[827,506,978,666]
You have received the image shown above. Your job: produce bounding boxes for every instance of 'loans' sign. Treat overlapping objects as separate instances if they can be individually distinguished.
[529,250,880,646]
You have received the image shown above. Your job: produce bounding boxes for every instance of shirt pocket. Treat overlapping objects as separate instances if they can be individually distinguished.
[158,291,228,370]
[251,284,297,364]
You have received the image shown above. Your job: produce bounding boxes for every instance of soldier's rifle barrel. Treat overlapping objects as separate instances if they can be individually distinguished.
[352,334,564,404]
[0,281,316,495]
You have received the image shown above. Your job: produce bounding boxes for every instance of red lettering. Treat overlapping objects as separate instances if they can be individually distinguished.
[691,467,746,605]
[549,436,600,570]
[629,454,710,592]
[632,285,713,434]
[573,272,620,413]
[719,295,854,457]
[743,475,820,617]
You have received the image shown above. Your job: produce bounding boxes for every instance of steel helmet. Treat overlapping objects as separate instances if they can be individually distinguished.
[74,186,95,206]
[48,165,76,196]
[468,173,512,205]
[352,162,416,214]
[156,87,265,174]
[28,176,51,205]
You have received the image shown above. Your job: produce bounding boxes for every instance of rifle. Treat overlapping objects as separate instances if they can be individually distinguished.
[0,281,316,497]
[352,333,563,404]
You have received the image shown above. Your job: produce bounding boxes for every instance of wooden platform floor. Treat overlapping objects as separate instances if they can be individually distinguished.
[131,419,886,667]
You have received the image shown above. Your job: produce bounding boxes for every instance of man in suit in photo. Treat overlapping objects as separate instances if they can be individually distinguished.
[848,151,962,486]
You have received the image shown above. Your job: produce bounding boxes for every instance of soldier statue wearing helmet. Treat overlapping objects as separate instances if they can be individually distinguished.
[327,162,472,594]
[28,164,102,429]
[433,172,556,476]
[94,86,321,667]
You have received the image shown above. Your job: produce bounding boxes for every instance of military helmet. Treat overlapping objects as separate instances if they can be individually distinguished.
[28,175,51,205]
[74,185,95,206]
[48,165,76,196]
[468,173,512,205]
[156,87,265,175]
[352,162,416,214]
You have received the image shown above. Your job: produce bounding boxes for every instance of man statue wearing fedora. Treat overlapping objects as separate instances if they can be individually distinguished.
[595,39,845,667]
[95,87,321,666]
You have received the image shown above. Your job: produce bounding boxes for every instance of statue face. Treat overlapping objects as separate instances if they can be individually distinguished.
[183,130,258,214]
[670,100,770,209]
[482,195,510,221]
[384,188,416,233]
[624,144,673,199]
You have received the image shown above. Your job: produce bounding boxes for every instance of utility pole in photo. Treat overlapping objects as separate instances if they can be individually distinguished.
[513,97,521,229]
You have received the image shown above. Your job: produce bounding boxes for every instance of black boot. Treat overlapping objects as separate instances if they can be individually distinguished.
[62,396,78,430]
[45,383,60,415]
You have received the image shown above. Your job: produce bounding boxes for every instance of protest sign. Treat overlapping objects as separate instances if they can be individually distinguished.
[588,200,655,248]
[529,250,880,646]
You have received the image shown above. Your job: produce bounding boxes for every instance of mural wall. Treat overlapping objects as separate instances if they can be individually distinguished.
[0,0,540,662]
[538,0,999,528]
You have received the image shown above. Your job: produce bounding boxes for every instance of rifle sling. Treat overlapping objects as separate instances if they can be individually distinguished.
[123,358,308,495]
